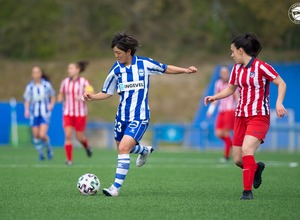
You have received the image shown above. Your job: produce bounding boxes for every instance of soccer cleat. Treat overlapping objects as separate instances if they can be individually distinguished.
[47,148,53,160]
[136,146,154,167]
[39,154,45,161]
[240,190,254,200]
[65,160,73,166]
[219,157,230,163]
[86,148,92,158]
[102,185,119,197]
[253,162,265,189]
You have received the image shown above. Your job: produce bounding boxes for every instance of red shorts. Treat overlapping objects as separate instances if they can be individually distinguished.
[215,110,235,130]
[232,115,270,146]
[63,115,87,132]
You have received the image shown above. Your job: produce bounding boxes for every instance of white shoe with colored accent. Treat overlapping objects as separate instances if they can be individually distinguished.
[136,146,154,167]
[102,185,119,197]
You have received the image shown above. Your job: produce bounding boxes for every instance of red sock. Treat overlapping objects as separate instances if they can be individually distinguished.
[242,155,258,191]
[80,140,89,149]
[221,136,232,158]
[65,144,73,161]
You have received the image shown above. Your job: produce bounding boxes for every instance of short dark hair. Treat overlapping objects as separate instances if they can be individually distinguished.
[231,33,262,57]
[111,32,140,56]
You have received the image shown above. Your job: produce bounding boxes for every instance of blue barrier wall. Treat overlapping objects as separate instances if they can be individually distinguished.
[0,102,65,146]
[191,62,300,147]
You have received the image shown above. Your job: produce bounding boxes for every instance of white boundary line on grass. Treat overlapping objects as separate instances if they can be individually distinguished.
[0,160,298,169]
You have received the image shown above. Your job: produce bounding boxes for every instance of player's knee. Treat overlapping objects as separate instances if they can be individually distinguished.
[215,130,223,138]
[118,144,130,154]
[233,157,242,168]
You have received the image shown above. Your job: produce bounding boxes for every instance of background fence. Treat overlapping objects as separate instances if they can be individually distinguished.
[1,62,299,152]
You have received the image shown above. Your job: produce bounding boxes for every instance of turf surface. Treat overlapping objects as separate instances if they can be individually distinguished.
[0,147,299,220]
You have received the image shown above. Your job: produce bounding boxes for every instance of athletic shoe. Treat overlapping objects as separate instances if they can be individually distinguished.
[240,190,253,200]
[102,185,119,197]
[65,160,73,166]
[86,148,92,158]
[39,154,45,161]
[47,148,53,160]
[219,157,230,163]
[253,162,265,189]
[136,146,154,167]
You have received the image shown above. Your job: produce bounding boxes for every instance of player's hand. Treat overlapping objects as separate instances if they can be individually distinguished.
[24,110,29,119]
[276,102,287,118]
[187,66,197,74]
[204,96,215,106]
[48,104,54,111]
[82,92,94,101]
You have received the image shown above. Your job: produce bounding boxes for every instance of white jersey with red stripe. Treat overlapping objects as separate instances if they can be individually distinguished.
[59,77,91,117]
[214,79,236,112]
[229,58,279,117]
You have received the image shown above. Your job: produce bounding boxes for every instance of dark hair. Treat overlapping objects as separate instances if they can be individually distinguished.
[231,33,262,57]
[75,61,89,73]
[34,66,50,82]
[111,32,140,56]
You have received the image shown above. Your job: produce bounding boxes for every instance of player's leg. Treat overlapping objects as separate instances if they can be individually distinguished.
[103,135,136,197]
[103,119,150,196]
[215,112,232,162]
[39,117,53,159]
[63,116,73,164]
[232,146,242,168]
[74,116,92,157]
[240,135,261,200]
[32,125,44,160]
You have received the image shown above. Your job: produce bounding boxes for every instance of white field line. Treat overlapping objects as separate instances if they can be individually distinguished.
[0,159,297,169]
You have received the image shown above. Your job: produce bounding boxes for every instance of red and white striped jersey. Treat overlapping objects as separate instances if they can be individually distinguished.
[229,58,278,117]
[59,77,91,117]
[214,79,236,112]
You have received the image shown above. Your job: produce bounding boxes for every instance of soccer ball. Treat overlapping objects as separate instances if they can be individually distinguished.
[77,173,100,195]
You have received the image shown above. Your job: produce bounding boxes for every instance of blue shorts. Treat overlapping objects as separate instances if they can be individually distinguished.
[30,115,50,127]
[114,118,149,142]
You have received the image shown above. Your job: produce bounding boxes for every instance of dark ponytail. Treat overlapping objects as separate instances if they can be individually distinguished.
[34,66,50,82]
[231,33,262,57]
[76,61,89,73]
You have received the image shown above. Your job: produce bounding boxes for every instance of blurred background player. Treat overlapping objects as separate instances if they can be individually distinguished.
[204,33,287,200]
[206,65,238,162]
[58,61,94,165]
[23,66,56,160]
[83,32,197,197]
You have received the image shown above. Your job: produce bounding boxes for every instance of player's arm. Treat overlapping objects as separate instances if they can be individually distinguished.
[57,92,64,102]
[83,92,112,101]
[204,84,237,106]
[24,101,30,118]
[48,95,56,111]
[165,65,197,74]
[272,75,287,118]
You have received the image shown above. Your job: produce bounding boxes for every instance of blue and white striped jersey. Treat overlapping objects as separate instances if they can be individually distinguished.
[102,56,167,121]
[23,79,56,117]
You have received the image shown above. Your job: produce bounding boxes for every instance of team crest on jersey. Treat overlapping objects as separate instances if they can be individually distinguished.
[128,121,140,133]
[138,69,145,77]
[250,72,255,78]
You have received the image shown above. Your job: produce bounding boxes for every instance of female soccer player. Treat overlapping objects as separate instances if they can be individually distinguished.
[204,33,287,200]
[83,32,197,196]
[58,61,94,165]
[206,66,238,162]
[24,66,56,160]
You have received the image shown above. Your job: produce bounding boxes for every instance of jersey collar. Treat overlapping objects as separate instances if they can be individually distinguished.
[245,57,255,68]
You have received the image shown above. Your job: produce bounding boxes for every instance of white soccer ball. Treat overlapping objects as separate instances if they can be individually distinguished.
[77,173,100,195]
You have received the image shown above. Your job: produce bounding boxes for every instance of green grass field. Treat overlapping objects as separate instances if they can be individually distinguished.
[0,146,299,220]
